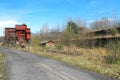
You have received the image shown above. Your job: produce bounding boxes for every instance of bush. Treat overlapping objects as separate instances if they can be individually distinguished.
[0,53,4,80]
[105,40,120,64]
[110,28,118,36]
[55,42,63,50]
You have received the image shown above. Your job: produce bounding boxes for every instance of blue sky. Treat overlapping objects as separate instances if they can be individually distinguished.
[0,0,120,36]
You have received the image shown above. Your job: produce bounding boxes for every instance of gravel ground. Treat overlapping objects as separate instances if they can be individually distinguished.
[0,47,114,80]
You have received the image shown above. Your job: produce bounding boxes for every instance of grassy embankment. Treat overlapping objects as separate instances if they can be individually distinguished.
[24,46,120,80]
[0,53,4,80]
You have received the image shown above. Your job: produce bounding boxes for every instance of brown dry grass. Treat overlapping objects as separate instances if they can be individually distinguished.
[0,54,4,80]
[24,46,120,80]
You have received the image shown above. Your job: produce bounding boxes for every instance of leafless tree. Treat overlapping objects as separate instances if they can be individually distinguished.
[90,17,110,30]
[40,24,49,40]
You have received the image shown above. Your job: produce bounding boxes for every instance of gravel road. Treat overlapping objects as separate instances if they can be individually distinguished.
[0,47,113,80]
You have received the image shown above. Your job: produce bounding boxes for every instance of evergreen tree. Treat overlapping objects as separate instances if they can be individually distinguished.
[66,20,79,34]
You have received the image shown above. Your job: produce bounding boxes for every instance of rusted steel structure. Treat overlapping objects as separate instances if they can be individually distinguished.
[5,24,31,44]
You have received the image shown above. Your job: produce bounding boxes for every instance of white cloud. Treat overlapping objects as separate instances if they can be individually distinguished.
[67,0,77,5]
[88,0,98,5]
[67,0,73,3]
[86,0,99,7]
[0,20,18,27]
[0,20,19,36]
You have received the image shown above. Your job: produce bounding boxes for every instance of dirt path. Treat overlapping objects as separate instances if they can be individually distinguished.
[0,47,113,80]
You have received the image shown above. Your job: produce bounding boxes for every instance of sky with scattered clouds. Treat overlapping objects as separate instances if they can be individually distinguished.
[0,0,120,36]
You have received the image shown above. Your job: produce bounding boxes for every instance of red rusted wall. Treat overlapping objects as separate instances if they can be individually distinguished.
[5,24,31,42]
[5,28,16,40]
[15,24,27,30]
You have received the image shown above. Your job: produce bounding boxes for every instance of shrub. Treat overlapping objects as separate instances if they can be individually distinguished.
[55,42,63,50]
[110,28,118,36]
[105,40,120,64]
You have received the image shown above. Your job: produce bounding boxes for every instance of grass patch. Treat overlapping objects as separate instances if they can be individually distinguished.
[0,53,4,80]
[23,46,120,80]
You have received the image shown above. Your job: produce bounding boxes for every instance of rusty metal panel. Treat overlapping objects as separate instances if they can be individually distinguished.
[5,24,31,43]
[15,25,27,30]
[5,28,16,40]
[26,28,30,33]
[26,33,30,40]
[15,30,26,40]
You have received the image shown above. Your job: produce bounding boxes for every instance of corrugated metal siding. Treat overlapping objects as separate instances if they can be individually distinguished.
[5,24,31,42]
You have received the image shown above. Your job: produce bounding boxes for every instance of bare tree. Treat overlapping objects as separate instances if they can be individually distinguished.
[111,11,119,28]
[49,24,61,40]
[90,18,110,30]
[101,17,109,29]
[40,24,49,40]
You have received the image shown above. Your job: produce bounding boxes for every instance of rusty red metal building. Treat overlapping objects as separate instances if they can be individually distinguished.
[5,24,31,44]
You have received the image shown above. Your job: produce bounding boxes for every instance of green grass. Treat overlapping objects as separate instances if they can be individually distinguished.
[0,54,4,80]
[24,46,120,80]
